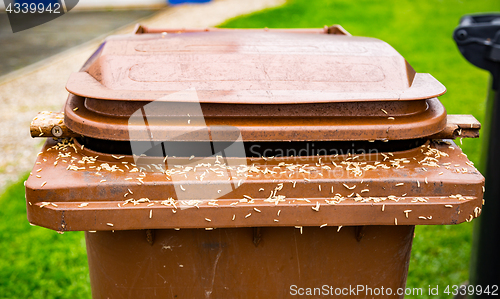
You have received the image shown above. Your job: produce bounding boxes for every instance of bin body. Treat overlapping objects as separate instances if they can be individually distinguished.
[86,226,414,299]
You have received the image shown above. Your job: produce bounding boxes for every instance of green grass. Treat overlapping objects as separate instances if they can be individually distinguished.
[219,1,498,297]
[0,175,91,299]
[1,1,499,298]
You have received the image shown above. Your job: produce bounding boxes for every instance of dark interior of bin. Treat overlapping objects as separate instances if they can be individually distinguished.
[78,136,426,157]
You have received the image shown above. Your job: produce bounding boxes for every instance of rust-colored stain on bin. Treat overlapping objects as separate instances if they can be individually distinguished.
[26,26,484,299]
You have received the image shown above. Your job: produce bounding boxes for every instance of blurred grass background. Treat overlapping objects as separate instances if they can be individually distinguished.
[0,175,90,299]
[1,0,499,298]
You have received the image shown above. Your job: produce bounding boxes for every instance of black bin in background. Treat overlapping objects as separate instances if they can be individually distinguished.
[454,13,500,294]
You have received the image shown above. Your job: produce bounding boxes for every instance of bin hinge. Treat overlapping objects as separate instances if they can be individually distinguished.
[429,114,481,140]
[324,25,352,36]
[30,111,80,138]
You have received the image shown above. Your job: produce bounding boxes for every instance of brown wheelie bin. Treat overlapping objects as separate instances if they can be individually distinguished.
[26,25,484,298]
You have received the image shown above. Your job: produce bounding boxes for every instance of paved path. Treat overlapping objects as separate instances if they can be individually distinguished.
[0,0,284,191]
[0,10,158,76]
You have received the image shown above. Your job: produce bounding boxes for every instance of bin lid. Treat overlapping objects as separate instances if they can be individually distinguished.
[63,28,447,142]
[66,29,445,104]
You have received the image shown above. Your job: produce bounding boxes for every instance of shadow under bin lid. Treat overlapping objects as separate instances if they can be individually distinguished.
[64,28,448,142]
